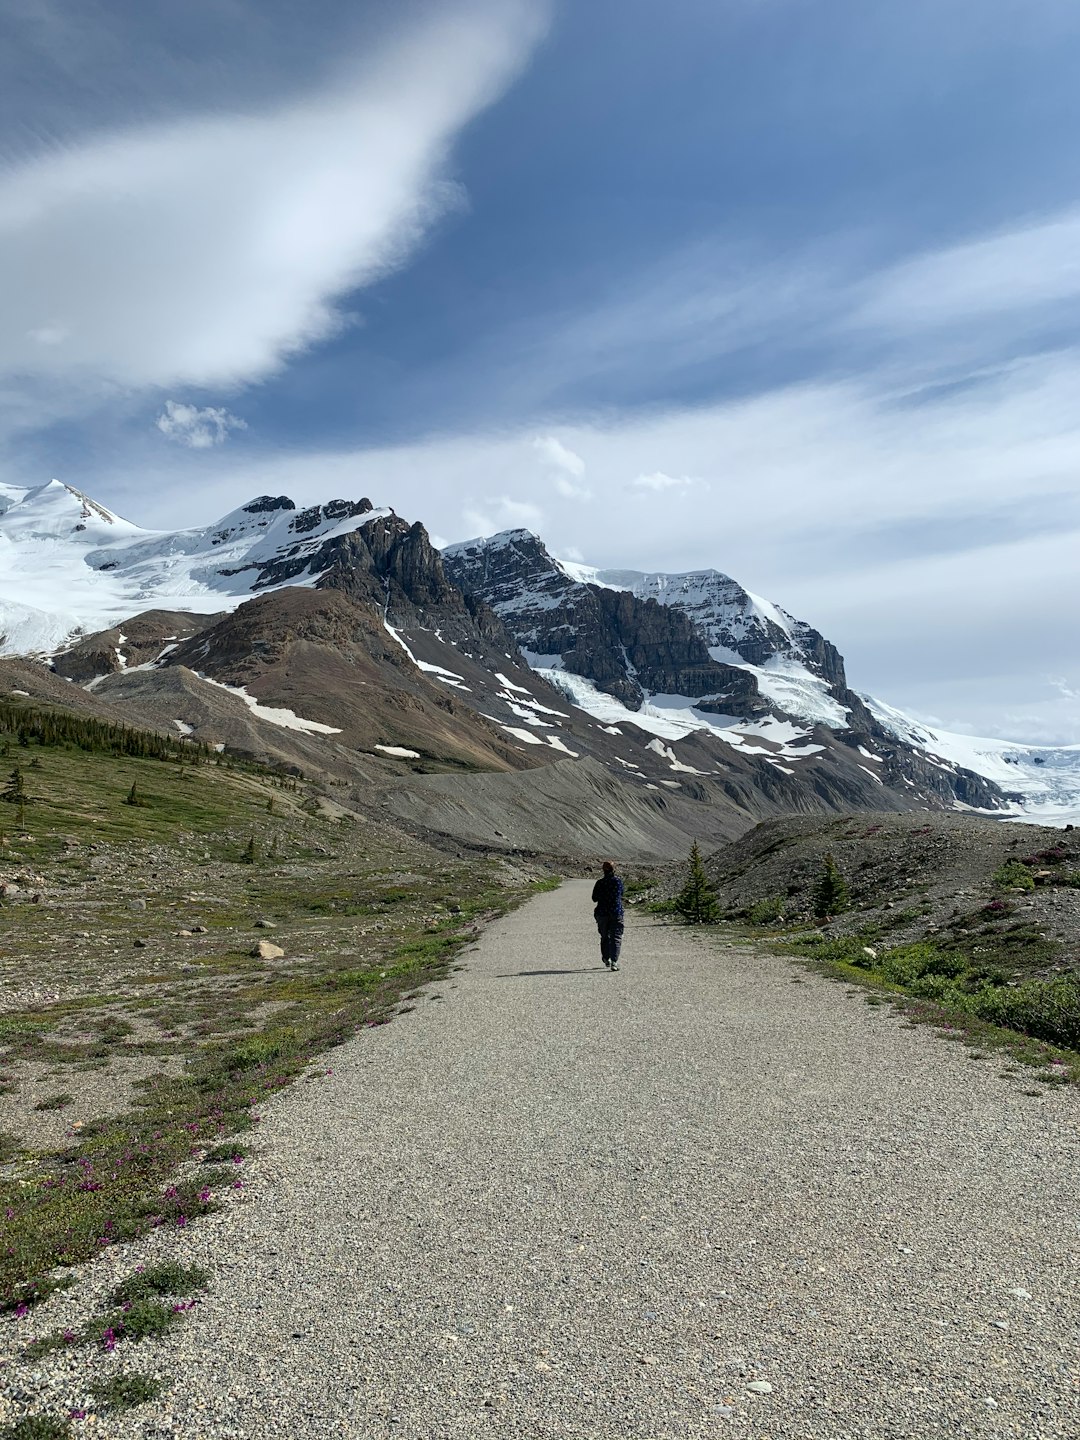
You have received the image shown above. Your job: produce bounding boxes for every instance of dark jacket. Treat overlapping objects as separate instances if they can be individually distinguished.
[591,873,624,918]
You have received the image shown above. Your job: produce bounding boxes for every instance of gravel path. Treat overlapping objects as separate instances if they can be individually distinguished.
[11,881,1079,1438]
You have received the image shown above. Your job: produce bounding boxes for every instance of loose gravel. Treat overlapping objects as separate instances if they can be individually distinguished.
[4,881,1078,1439]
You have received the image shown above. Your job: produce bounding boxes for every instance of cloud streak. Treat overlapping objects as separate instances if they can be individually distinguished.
[0,1,547,404]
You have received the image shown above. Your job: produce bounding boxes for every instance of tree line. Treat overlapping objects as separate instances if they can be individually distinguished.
[0,701,209,763]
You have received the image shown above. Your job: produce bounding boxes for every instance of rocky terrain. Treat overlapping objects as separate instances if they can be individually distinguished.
[695,811,1080,990]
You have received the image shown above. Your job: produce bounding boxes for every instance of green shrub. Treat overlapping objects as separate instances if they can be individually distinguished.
[748,895,785,925]
[967,976,1080,1052]
[991,861,1035,892]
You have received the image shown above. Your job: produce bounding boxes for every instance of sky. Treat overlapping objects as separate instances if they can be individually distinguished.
[2,0,1080,743]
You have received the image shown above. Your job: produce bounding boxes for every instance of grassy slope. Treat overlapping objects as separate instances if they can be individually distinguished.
[0,701,556,1318]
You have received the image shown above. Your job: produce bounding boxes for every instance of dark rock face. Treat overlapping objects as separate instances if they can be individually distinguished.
[443,531,767,716]
[242,495,296,515]
[314,514,520,655]
[601,568,849,695]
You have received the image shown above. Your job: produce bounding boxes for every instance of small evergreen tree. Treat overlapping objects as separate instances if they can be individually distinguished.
[2,766,26,804]
[123,781,147,808]
[812,852,850,919]
[674,841,721,924]
[241,834,257,864]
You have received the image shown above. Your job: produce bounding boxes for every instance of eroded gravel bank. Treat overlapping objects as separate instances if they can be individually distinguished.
[4,881,1077,1439]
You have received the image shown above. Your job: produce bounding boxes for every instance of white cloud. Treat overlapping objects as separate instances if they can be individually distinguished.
[532,432,590,499]
[533,434,585,477]
[156,400,247,449]
[0,1,547,403]
[631,471,698,492]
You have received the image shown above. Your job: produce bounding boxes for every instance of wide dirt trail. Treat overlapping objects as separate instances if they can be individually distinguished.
[121,881,1077,1439]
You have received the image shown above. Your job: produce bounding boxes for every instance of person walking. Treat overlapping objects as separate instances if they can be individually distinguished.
[592,860,624,970]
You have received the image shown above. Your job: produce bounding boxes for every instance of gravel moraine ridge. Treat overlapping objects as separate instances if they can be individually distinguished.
[4,881,1078,1438]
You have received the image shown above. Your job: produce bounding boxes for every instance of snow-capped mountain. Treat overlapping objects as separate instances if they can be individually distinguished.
[2,482,1076,826]
[560,561,851,729]
[444,528,1080,825]
[0,480,390,655]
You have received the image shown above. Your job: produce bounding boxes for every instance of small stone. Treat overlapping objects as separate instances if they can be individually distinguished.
[991,1320,1009,1331]
[637,1354,658,1366]
[192,924,209,934]
[1008,1287,1031,1300]
[252,940,285,960]
[862,946,878,959]
[253,919,276,929]
[176,929,193,939]
[747,1380,773,1395]
[130,899,146,911]
[133,937,149,949]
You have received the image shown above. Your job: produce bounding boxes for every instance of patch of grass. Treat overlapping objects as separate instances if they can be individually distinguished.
[780,931,1080,1077]
[112,1261,209,1305]
[26,1296,184,1360]
[89,1372,165,1412]
[33,1093,73,1112]
[201,1142,251,1164]
[0,1418,71,1439]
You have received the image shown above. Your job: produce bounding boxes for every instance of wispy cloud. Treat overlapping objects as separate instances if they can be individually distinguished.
[631,471,700,493]
[0,1,547,414]
[155,401,247,449]
[855,207,1080,332]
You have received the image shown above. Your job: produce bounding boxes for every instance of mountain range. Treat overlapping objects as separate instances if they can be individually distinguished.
[1,478,1077,855]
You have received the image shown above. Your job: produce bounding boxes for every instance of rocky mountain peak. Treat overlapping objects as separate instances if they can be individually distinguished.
[443,530,767,716]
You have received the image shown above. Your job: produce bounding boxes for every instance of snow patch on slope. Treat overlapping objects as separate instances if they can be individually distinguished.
[195,674,342,735]
[535,666,824,762]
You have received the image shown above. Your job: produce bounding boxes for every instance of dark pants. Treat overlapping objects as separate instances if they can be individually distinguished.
[596,914,624,964]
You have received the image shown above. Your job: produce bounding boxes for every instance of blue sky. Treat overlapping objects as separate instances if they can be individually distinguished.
[2,0,1080,741]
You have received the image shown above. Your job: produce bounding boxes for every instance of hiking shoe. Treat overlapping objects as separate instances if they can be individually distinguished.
[610,963,619,971]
